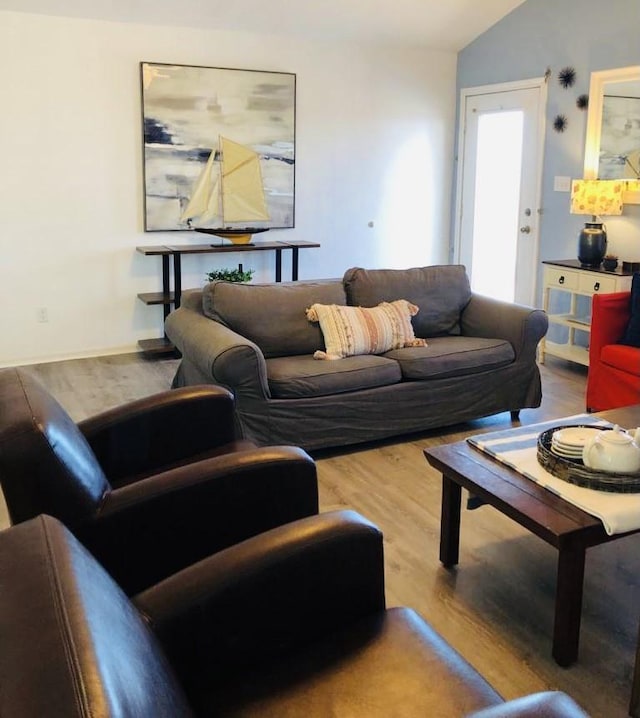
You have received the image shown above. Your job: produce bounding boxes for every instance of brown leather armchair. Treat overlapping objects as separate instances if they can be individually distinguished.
[0,367,318,594]
[0,512,588,718]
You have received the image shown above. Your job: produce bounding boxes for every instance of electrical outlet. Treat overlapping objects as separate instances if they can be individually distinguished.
[36,307,48,323]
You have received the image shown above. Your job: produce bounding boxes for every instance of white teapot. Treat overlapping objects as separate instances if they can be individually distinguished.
[582,425,640,473]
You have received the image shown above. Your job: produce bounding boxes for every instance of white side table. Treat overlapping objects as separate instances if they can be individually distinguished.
[540,259,634,366]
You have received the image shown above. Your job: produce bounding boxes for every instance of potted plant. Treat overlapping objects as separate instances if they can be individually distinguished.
[602,254,618,271]
[206,266,255,283]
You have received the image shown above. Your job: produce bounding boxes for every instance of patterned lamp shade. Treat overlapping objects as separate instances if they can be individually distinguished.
[570,179,624,217]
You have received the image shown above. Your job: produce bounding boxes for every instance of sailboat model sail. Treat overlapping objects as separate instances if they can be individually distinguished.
[221,138,269,222]
[180,148,221,225]
[181,136,270,244]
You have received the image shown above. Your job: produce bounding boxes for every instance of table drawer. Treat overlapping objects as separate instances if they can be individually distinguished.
[545,267,579,289]
[577,273,618,294]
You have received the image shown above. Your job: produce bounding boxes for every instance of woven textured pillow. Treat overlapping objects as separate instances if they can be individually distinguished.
[306,300,427,360]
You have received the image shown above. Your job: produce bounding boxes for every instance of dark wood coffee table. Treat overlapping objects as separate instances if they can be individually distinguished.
[424,405,640,667]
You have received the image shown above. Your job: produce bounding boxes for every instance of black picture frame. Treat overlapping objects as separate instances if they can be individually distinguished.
[140,61,296,232]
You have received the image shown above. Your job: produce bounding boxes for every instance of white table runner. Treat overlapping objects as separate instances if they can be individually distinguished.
[467,414,640,536]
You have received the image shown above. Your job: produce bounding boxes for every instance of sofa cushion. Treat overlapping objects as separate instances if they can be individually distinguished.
[202,279,346,358]
[306,301,427,360]
[601,343,640,375]
[384,336,515,380]
[343,266,472,337]
[266,354,401,399]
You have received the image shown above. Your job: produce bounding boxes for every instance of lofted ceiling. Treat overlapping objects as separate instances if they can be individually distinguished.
[0,0,526,51]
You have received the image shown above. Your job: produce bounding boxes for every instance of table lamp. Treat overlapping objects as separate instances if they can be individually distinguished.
[570,179,624,266]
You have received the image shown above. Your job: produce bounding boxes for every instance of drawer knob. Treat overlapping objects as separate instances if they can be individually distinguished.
[559,275,565,284]
[594,282,600,292]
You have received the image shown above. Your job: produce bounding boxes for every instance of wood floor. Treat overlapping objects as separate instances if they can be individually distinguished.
[16,352,639,717]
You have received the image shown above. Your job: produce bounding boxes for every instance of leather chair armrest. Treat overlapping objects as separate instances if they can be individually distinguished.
[78,385,243,483]
[76,446,319,595]
[466,690,589,717]
[460,294,548,362]
[134,510,385,686]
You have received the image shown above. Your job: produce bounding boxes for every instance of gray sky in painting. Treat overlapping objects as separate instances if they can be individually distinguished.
[142,63,295,150]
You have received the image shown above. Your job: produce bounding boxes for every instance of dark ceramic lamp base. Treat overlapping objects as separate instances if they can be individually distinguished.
[578,223,607,267]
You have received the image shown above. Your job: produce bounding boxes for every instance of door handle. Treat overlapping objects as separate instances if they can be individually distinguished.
[519,225,531,233]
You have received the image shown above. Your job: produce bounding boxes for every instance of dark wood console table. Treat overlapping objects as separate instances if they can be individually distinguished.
[136,240,320,354]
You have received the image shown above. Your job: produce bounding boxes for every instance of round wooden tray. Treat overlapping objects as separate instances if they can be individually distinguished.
[537,425,640,493]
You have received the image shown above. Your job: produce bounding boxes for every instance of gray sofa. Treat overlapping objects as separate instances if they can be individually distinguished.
[165,265,548,451]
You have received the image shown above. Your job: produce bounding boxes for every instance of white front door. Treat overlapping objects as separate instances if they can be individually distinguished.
[454,79,547,306]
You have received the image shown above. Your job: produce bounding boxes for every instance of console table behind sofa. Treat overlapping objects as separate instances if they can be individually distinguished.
[136,240,320,355]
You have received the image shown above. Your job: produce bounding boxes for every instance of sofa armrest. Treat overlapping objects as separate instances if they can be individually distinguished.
[589,291,631,363]
[460,294,548,361]
[180,287,204,311]
[466,690,588,717]
[134,510,385,683]
[78,385,241,483]
[77,446,319,595]
[165,306,270,399]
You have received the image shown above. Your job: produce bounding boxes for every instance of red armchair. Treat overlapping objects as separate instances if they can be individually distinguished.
[586,291,640,411]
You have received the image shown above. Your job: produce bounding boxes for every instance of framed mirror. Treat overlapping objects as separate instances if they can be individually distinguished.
[584,65,640,203]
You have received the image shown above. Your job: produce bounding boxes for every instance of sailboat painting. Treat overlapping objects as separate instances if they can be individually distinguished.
[141,62,295,234]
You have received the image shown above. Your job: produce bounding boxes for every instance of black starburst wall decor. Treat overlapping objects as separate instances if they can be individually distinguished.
[553,114,568,133]
[576,94,589,110]
[558,67,576,89]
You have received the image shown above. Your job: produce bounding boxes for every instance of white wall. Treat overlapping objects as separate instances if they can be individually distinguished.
[0,11,456,366]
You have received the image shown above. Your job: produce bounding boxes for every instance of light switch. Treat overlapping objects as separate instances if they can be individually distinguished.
[553,176,572,192]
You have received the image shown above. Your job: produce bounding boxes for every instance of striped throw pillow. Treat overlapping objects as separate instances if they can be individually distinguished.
[306,300,427,360]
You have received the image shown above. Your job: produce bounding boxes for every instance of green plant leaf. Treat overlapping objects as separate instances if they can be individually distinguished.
[206,267,255,283]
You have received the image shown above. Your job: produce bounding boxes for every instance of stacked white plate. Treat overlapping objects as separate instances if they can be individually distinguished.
[550,426,603,460]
